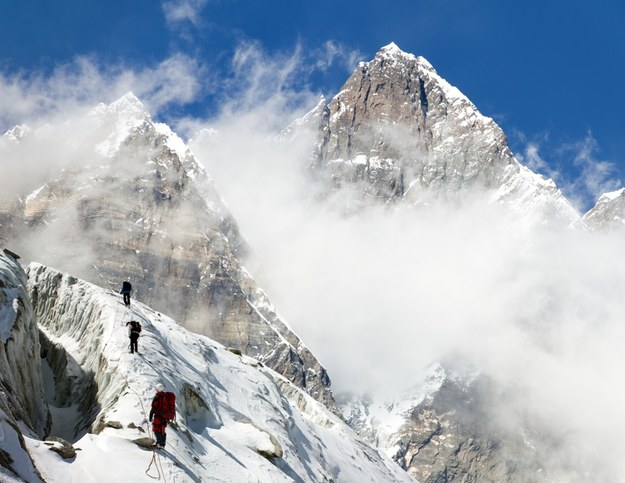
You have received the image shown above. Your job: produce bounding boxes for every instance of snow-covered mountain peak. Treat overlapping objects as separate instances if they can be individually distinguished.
[306,44,579,224]
[0,93,337,412]
[104,91,147,117]
[378,42,414,59]
[580,187,625,231]
[2,124,31,142]
[376,42,435,73]
[90,92,152,158]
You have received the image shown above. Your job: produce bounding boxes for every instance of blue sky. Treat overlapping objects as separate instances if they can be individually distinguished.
[1,0,624,209]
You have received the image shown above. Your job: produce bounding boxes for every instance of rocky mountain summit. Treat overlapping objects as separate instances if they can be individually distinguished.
[0,94,334,410]
[304,43,578,223]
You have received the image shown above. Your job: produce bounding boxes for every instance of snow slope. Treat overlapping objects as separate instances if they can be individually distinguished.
[22,263,413,482]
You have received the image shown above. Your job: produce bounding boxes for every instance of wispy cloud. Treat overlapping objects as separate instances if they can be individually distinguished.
[175,41,325,137]
[516,131,621,212]
[161,0,208,28]
[312,40,363,74]
[562,132,622,206]
[0,54,204,131]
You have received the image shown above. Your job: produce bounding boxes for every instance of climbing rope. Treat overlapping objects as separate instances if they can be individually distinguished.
[145,442,166,480]
[119,371,167,481]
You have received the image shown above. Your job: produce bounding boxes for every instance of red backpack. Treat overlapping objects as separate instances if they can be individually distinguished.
[161,392,176,420]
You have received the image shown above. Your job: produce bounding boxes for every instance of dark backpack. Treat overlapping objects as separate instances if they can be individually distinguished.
[122,281,132,291]
[130,321,142,334]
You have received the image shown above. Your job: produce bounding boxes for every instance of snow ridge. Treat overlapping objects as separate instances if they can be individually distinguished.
[22,262,414,482]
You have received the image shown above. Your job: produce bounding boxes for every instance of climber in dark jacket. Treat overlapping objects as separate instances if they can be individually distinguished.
[125,320,142,354]
[120,281,132,307]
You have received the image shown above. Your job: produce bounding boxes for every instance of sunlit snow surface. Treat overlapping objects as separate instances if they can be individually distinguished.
[23,264,413,482]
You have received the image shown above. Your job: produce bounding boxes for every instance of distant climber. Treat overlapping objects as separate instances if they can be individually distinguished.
[149,383,176,449]
[120,281,132,307]
[125,320,142,354]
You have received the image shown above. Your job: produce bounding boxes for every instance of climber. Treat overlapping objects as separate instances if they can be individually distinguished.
[125,320,142,354]
[149,383,176,449]
[120,280,132,307]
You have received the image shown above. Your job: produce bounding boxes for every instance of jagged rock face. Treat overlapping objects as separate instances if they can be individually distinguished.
[0,250,48,482]
[579,188,625,232]
[340,370,545,483]
[392,379,542,483]
[308,43,577,222]
[0,94,335,410]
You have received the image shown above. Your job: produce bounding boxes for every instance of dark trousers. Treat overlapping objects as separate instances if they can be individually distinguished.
[122,292,131,306]
[154,430,166,447]
[129,334,139,353]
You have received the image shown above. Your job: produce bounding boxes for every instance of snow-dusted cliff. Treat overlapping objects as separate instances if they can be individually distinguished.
[306,43,578,223]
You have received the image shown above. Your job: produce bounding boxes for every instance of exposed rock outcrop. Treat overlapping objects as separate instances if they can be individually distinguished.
[340,367,546,483]
[306,43,578,223]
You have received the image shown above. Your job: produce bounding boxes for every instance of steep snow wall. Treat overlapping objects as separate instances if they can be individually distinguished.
[0,250,48,482]
[25,262,415,482]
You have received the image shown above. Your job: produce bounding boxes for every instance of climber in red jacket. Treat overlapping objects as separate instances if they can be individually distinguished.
[149,383,175,449]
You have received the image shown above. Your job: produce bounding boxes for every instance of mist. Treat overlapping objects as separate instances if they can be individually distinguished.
[188,81,625,479]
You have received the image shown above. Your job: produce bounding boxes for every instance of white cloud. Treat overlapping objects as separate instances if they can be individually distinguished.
[187,68,625,478]
[520,142,559,180]
[161,0,208,27]
[313,41,363,74]
[566,132,621,205]
[0,54,204,132]
[516,132,621,212]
